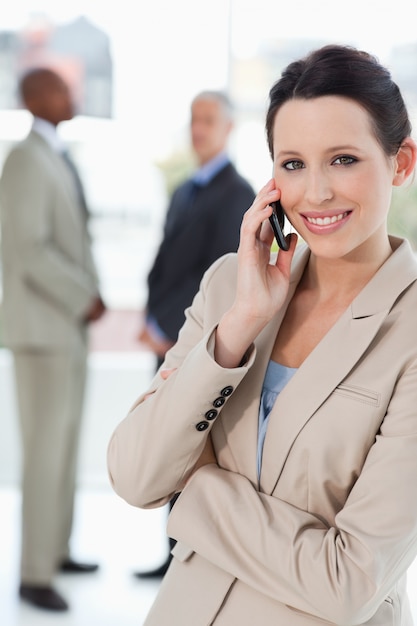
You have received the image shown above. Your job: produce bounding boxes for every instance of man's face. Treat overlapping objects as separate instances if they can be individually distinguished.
[42,74,74,125]
[27,71,74,126]
[190,97,232,165]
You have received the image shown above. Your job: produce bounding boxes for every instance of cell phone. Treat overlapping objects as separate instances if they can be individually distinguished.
[269,200,289,251]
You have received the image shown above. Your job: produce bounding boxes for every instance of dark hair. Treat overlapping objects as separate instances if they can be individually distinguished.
[266,44,412,158]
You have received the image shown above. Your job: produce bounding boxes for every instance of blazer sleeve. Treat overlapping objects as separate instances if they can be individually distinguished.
[167,358,417,624]
[107,254,255,507]
[1,146,99,319]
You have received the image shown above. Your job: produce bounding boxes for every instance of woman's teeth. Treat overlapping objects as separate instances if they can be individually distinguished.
[306,212,348,225]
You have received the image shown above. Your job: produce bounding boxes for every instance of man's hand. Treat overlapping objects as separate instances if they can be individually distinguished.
[84,295,106,323]
[137,325,174,358]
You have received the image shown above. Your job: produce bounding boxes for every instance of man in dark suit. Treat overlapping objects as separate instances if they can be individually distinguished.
[136,90,255,578]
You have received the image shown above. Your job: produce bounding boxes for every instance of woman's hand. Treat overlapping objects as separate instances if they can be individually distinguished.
[214,179,298,368]
[142,367,177,402]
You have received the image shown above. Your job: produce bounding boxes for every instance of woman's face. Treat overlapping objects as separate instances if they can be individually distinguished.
[272,96,399,261]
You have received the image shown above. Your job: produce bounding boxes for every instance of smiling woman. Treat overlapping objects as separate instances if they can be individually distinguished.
[107,44,417,626]
[270,96,407,265]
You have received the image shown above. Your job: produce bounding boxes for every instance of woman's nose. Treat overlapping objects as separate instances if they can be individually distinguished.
[304,170,333,205]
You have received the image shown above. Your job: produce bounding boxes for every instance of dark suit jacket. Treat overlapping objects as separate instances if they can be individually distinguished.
[146,162,255,341]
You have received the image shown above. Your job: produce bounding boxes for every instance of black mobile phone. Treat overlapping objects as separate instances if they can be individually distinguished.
[269,201,289,251]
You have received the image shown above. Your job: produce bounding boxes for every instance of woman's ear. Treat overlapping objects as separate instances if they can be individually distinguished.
[393,137,417,186]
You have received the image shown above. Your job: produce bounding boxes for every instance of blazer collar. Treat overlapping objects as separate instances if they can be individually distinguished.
[258,237,417,494]
[352,236,417,317]
[31,117,65,153]
[287,235,417,317]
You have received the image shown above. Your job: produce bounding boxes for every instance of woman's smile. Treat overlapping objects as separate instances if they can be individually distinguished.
[302,210,352,233]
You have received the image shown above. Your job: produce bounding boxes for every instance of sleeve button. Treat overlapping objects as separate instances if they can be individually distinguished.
[196,421,209,431]
[221,386,234,397]
[205,409,218,421]
[213,397,225,408]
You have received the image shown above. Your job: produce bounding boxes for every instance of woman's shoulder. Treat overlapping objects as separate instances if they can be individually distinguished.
[202,252,239,289]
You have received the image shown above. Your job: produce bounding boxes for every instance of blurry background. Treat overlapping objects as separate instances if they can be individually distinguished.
[0,2,417,623]
[1,0,417,317]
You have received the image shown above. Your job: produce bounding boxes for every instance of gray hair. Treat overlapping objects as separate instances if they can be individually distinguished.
[192,90,234,119]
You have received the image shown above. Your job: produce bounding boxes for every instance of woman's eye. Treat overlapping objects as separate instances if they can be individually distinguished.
[283,160,304,170]
[333,155,356,166]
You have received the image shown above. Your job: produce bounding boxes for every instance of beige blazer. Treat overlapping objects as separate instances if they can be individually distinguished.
[0,130,99,349]
[108,236,417,625]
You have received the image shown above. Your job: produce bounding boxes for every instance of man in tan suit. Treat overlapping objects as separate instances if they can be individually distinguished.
[0,68,106,612]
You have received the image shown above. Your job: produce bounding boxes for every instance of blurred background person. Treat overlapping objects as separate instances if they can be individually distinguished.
[135,90,255,579]
[0,67,106,612]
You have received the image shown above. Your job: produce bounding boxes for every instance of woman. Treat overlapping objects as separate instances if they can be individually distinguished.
[108,45,417,625]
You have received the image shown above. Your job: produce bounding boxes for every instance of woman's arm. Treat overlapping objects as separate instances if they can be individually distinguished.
[108,180,296,507]
[107,255,255,509]
[168,361,417,624]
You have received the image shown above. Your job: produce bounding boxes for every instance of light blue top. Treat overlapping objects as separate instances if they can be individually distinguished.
[257,360,297,478]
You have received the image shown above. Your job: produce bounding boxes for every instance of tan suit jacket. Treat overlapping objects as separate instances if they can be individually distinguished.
[108,236,417,625]
[0,129,101,583]
[0,130,99,349]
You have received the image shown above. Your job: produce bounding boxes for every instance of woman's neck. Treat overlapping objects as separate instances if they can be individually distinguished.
[304,237,393,303]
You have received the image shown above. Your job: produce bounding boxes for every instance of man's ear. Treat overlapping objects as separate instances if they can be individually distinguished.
[393,137,417,186]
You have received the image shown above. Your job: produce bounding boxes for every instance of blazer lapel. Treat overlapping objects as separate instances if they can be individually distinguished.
[29,132,86,227]
[259,237,417,495]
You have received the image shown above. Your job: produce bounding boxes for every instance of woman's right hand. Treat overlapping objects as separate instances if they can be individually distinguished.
[214,179,298,368]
